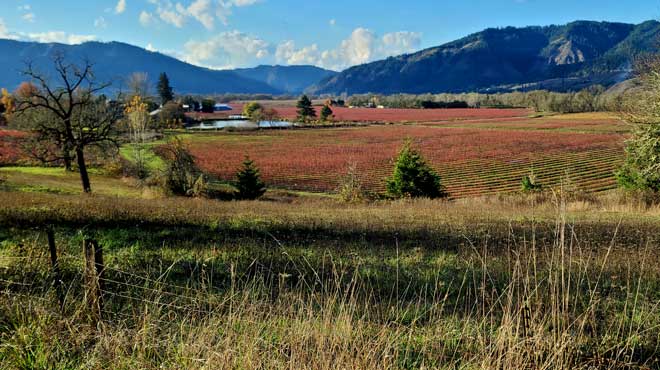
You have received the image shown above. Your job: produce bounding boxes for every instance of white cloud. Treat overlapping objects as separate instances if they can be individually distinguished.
[115,0,127,14]
[0,19,12,39]
[187,0,215,30]
[146,0,259,29]
[94,16,108,29]
[0,18,94,45]
[21,13,35,23]
[27,31,97,45]
[146,43,157,52]
[329,19,336,26]
[275,28,421,70]
[276,41,322,66]
[183,30,270,69]
[139,11,155,27]
[159,7,186,28]
[232,0,259,6]
[379,31,422,56]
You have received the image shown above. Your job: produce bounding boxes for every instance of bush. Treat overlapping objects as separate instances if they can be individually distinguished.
[158,102,186,129]
[201,99,215,114]
[235,157,266,200]
[159,138,207,197]
[521,171,543,193]
[338,163,366,203]
[386,140,447,199]
[242,102,263,120]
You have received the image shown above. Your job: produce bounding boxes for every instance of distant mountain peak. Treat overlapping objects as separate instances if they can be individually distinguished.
[309,20,660,95]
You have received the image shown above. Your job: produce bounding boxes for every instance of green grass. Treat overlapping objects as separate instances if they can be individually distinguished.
[0,166,144,197]
[119,143,167,172]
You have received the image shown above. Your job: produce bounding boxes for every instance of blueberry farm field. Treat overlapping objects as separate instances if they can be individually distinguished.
[188,113,627,198]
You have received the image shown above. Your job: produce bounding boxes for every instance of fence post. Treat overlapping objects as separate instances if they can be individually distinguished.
[46,227,64,310]
[83,238,104,327]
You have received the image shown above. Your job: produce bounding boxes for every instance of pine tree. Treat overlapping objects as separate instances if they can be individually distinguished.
[235,156,266,200]
[296,95,316,123]
[320,105,333,122]
[157,72,174,105]
[386,140,447,199]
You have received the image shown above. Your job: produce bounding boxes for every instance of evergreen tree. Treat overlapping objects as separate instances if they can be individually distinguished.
[157,72,174,105]
[296,95,316,123]
[616,57,660,193]
[320,105,333,122]
[235,156,267,200]
[386,140,447,199]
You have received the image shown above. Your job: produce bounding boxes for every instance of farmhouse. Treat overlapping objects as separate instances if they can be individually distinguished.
[214,104,233,112]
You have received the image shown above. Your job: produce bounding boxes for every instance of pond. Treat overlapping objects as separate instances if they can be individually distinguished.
[187,120,295,130]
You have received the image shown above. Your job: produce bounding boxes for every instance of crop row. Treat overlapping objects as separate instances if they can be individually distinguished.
[190,125,625,198]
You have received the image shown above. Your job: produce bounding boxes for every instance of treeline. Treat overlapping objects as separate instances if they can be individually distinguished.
[345,86,626,113]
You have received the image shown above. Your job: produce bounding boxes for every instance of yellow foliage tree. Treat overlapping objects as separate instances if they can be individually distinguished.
[1,88,15,116]
[125,95,151,178]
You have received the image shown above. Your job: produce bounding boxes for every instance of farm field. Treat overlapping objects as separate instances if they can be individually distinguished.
[188,113,627,198]
[187,105,533,123]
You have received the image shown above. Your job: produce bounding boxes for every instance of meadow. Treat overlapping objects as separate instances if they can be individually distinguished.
[2,109,659,369]
[1,190,660,369]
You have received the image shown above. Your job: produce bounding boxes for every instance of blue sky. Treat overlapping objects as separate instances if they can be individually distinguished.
[0,0,658,71]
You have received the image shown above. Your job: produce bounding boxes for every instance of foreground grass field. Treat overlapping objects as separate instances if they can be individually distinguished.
[1,191,660,369]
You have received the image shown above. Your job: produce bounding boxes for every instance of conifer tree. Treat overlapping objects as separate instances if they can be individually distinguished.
[235,156,267,200]
[296,95,316,123]
[386,140,447,199]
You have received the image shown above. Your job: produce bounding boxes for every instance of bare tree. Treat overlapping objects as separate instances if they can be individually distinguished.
[16,54,121,193]
[127,72,150,98]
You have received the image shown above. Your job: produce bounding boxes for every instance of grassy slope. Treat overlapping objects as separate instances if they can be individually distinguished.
[1,191,660,368]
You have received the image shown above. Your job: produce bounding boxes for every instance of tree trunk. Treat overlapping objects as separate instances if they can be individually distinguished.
[63,150,73,172]
[76,147,92,193]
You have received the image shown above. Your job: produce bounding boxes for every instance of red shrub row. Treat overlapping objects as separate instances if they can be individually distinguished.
[189,125,625,197]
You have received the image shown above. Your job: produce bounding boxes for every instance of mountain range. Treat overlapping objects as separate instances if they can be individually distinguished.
[0,39,335,95]
[0,20,658,96]
[309,20,660,94]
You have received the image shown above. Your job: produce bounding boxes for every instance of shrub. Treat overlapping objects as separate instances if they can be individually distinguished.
[338,162,365,203]
[242,102,263,120]
[201,99,215,114]
[521,171,543,193]
[159,138,207,197]
[235,156,266,200]
[386,140,447,199]
[158,102,186,129]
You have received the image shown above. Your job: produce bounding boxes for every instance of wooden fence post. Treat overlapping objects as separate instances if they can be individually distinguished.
[46,227,64,310]
[83,238,104,327]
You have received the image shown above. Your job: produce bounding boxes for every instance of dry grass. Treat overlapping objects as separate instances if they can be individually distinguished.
[0,190,659,368]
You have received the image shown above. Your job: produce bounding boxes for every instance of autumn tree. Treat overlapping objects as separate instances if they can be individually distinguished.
[157,72,174,105]
[125,95,150,178]
[16,54,121,193]
[243,101,263,122]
